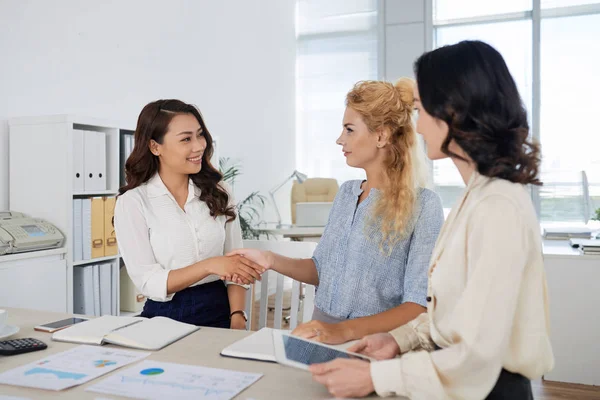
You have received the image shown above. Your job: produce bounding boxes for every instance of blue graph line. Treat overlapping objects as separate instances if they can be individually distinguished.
[24,368,87,380]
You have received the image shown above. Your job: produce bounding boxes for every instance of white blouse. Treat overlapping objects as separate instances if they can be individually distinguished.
[370,171,554,399]
[114,173,243,302]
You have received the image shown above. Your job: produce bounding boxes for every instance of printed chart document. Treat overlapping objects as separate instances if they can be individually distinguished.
[87,360,263,400]
[0,345,149,391]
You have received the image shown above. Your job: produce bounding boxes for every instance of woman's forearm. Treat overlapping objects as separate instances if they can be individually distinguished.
[227,284,246,313]
[166,258,216,295]
[340,302,425,341]
[270,254,319,286]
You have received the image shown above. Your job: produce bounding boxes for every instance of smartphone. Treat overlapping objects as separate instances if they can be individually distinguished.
[34,317,89,333]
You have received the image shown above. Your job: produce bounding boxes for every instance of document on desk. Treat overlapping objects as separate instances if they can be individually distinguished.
[86,360,263,400]
[0,345,149,391]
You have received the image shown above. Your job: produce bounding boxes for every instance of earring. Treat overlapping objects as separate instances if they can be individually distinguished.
[377,144,383,148]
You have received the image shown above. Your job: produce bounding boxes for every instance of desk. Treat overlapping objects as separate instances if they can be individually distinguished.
[541,240,600,386]
[0,308,378,399]
[259,225,324,242]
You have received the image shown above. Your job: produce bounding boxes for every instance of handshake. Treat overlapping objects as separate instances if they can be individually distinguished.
[212,248,274,285]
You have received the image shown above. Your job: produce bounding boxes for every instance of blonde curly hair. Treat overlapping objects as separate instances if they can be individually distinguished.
[346,78,429,251]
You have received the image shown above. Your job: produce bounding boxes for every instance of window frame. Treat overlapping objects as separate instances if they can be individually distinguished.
[429,0,600,220]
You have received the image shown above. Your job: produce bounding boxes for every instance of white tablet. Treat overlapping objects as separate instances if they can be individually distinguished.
[272,330,373,370]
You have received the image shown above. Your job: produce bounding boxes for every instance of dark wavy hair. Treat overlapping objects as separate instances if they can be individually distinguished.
[414,40,542,185]
[119,99,236,221]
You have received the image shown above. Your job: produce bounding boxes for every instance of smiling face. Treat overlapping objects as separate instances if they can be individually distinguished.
[150,113,207,175]
[413,85,449,161]
[336,106,383,169]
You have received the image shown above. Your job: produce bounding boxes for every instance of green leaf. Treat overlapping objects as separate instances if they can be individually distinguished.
[219,157,269,239]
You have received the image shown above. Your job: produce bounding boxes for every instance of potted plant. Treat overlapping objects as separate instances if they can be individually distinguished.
[592,207,600,222]
[219,157,268,239]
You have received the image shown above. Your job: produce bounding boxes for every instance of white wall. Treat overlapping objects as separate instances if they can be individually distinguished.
[0,0,296,223]
[382,0,430,82]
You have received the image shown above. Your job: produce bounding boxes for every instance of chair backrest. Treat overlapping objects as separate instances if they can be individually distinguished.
[242,240,317,330]
[291,178,339,224]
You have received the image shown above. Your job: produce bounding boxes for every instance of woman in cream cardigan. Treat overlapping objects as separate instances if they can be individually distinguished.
[309,40,554,400]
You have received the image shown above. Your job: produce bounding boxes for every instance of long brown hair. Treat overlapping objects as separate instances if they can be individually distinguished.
[346,79,429,250]
[119,99,236,221]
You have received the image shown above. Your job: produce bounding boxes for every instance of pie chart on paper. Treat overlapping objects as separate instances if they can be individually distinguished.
[140,368,164,376]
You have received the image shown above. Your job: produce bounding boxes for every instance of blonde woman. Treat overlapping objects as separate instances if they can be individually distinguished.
[227,79,443,344]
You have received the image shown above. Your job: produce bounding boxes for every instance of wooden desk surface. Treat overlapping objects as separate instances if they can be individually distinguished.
[0,308,378,399]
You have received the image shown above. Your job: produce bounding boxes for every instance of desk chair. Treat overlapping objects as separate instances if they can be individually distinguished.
[291,178,338,225]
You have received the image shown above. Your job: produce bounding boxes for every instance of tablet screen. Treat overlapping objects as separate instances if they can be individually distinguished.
[282,335,370,365]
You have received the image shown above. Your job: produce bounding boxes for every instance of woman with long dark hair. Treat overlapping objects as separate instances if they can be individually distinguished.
[308,41,554,399]
[114,99,264,329]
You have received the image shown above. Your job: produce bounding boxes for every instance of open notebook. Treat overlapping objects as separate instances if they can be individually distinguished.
[52,315,200,351]
[220,327,358,362]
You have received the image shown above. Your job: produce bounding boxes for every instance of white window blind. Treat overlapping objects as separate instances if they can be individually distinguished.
[296,0,379,184]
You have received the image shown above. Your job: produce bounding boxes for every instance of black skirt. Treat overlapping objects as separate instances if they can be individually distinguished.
[433,345,533,399]
[140,280,231,328]
[485,368,533,400]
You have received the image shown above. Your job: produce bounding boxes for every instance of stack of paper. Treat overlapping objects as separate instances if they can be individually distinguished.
[580,240,600,255]
[543,227,593,240]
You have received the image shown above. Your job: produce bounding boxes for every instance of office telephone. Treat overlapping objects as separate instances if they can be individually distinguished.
[0,211,65,255]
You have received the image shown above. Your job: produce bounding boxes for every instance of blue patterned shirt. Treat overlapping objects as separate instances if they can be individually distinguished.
[312,180,444,320]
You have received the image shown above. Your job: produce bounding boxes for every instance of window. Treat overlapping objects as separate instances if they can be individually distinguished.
[296,0,379,184]
[434,0,531,21]
[540,13,600,221]
[432,0,600,223]
[434,19,533,210]
[542,0,600,8]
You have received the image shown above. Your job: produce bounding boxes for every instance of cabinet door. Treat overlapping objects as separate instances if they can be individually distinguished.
[0,257,67,313]
[544,256,600,385]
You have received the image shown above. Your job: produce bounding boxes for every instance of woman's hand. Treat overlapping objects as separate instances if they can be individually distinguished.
[224,248,273,283]
[310,359,374,398]
[209,255,265,285]
[291,320,351,345]
[347,333,400,360]
[230,314,247,330]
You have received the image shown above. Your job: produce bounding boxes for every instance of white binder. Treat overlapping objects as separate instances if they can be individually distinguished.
[100,263,112,316]
[72,129,85,192]
[93,264,101,316]
[73,266,95,316]
[82,198,92,260]
[84,130,107,191]
[73,199,83,262]
[111,261,119,316]
[125,135,134,160]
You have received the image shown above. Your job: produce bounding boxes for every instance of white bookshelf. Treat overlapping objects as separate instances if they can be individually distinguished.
[9,115,134,314]
[73,254,121,267]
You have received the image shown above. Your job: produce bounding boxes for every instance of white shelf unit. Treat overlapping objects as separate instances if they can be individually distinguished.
[9,115,133,314]
[72,254,121,267]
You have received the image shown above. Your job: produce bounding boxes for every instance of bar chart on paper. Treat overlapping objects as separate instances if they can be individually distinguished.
[86,360,263,400]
